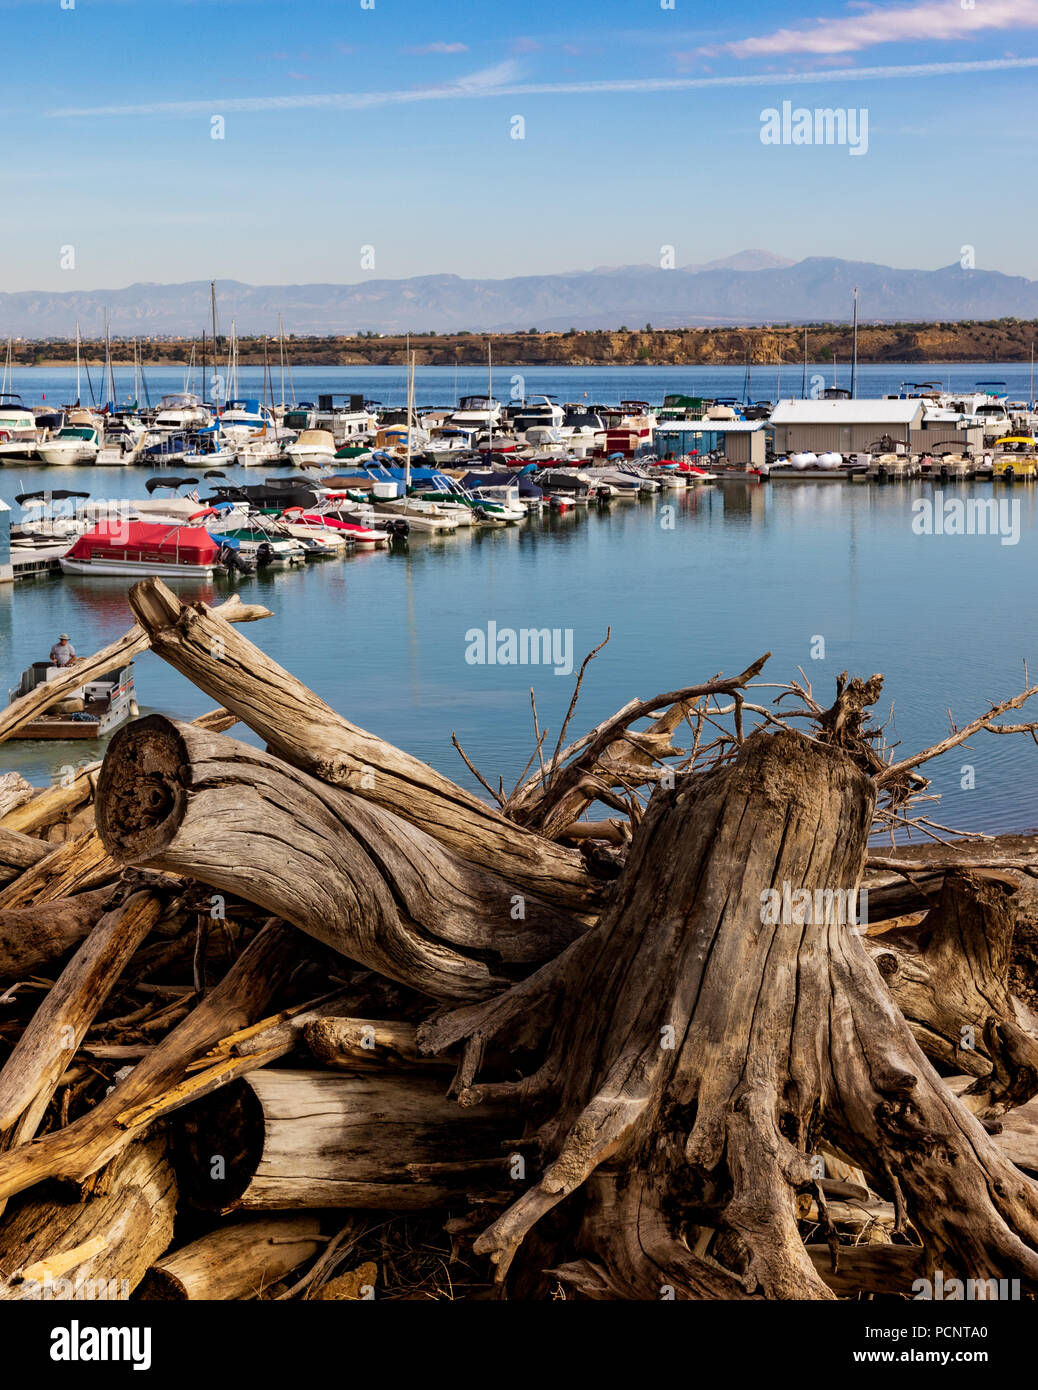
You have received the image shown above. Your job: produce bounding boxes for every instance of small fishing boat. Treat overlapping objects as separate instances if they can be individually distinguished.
[7,661,138,740]
[60,520,223,577]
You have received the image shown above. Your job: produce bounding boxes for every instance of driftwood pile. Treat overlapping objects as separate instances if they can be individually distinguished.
[3,579,1038,1299]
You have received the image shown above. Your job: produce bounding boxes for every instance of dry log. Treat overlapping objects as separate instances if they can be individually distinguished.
[136,1215,323,1300]
[0,885,122,977]
[0,773,33,821]
[0,831,119,911]
[173,1069,520,1211]
[806,1244,924,1297]
[0,594,271,746]
[0,891,166,1146]
[96,716,585,1002]
[864,870,1033,1080]
[419,728,1038,1299]
[0,920,296,1205]
[0,827,50,887]
[0,1133,176,1300]
[126,578,598,912]
[0,765,97,836]
[303,1017,451,1070]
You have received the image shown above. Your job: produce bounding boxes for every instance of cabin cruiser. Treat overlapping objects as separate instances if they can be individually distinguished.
[512,396,565,437]
[151,393,213,433]
[283,404,376,446]
[0,395,43,460]
[287,429,338,469]
[449,395,502,431]
[560,409,605,455]
[218,398,284,444]
[36,415,102,465]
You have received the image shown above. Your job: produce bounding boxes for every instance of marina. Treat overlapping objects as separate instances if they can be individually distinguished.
[2,364,1037,840]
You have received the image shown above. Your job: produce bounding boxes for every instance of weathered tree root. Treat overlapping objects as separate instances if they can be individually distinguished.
[420,728,1038,1298]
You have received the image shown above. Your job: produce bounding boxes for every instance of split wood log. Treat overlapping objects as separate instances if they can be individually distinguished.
[863,870,1035,1083]
[126,578,598,912]
[173,1069,520,1212]
[0,885,122,978]
[0,594,272,746]
[0,1133,176,1300]
[0,827,50,887]
[0,891,167,1149]
[0,831,119,911]
[0,773,33,821]
[0,920,296,1206]
[96,716,585,1002]
[806,1244,924,1297]
[0,765,97,836]
[419,728,1038,1299]
[303,1017,451,1070]
[136,1214,324,1300]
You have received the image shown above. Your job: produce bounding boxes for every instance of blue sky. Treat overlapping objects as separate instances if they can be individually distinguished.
[2,0,1037,290]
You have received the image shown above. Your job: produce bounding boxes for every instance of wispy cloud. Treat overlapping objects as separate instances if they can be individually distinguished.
[708,0,1038,57]
[46,55,1038,119]
[406,41,469,55]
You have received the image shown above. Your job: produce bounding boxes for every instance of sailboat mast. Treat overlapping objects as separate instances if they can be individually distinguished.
[210,280,219,418]
[487,339,493,456]
[801,326,807,399]
[851,287,859,400]
[404,351,414,493]
[75,321,81,406]
[279,312,286,408]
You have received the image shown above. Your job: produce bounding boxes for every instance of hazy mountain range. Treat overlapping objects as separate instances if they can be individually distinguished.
[3,253,1037,337]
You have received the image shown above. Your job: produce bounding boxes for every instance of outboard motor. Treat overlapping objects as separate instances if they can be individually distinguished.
[219,542,254,575]
[255,541,275,568]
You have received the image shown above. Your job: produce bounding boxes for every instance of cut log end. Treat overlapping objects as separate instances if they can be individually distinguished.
[96,715,188,863]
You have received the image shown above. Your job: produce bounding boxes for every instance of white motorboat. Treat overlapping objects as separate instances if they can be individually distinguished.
[37,421,102,466]
[286,429,338,469]
[152,393,213,433]
[0,394,43,460]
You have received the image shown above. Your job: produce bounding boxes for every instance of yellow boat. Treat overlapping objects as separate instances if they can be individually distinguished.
[990,436,1038,480]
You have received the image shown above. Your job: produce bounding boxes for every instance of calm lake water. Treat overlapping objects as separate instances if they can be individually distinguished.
[2,363,1036,839]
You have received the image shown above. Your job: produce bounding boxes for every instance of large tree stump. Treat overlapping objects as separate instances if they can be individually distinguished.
[420,728,1038,1298]
[96,716,584,1002]
[865,870,1031,1072]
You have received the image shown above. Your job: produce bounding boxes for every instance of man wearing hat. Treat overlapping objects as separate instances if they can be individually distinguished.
[50,634,77,668]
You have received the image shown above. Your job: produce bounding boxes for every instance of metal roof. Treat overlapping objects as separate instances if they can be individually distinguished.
[654,421,764,433]
[769,399,923,424]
